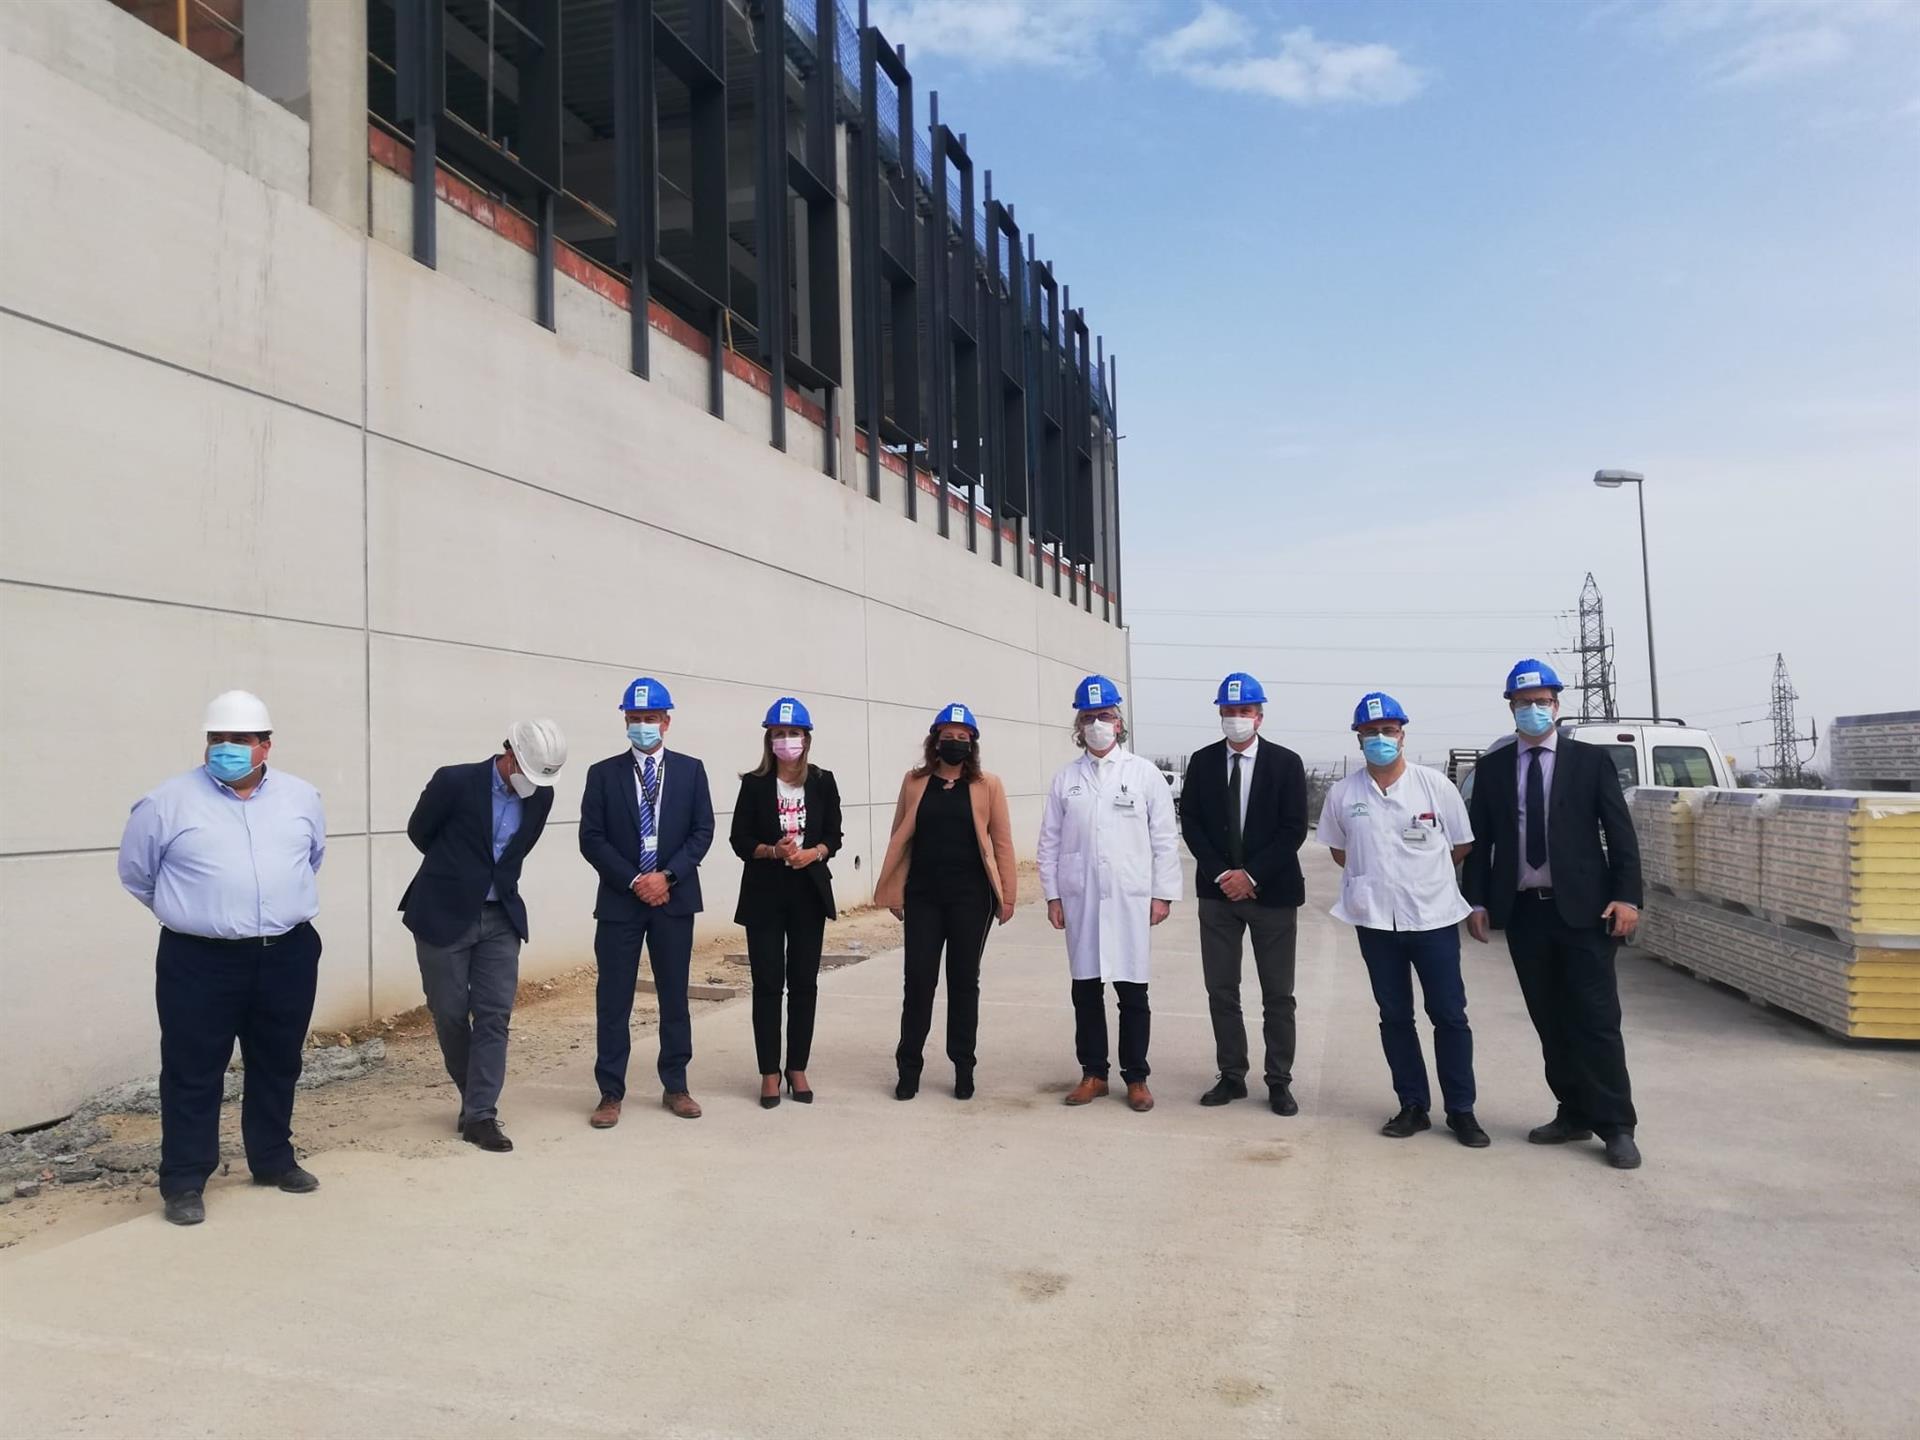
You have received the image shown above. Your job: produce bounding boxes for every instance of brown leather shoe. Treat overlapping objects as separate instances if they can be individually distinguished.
[662,1091,703,1119]
[589,1095,622,1129]
[1064,1075,1110,1106]
[1126,1082,1155,1113]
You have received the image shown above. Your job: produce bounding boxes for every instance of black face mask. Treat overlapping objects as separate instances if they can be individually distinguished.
[937,738,974,766]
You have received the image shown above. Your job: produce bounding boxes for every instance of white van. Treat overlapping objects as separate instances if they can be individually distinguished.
[1458,719,1736,803]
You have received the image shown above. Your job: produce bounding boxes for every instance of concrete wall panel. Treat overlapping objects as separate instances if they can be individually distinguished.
[0,316,365,628]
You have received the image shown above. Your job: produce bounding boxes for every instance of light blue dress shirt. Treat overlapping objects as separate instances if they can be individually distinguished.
[485,760,523,902]
[117,766,327,939]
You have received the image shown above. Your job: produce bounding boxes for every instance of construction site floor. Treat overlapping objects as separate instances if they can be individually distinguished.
[2,851,1916,1438]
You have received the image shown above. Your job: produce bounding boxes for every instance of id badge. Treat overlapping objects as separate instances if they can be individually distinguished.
[1401,825,1430,846]
[1114,793,1137,811]
[643,836,659,853]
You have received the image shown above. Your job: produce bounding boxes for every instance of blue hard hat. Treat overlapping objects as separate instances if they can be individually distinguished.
[1352,692,1410,729]
[1503,659,1565,699]
[930,702,979,735]
[1214,672,1266,707]
[618,676,674,712]
[1073,675,1124,711]
[763,696,812,730]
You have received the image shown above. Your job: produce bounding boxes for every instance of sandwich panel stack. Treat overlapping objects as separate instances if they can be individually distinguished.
[1629,786,1706,897]
[1636,893,1920,1040]
[1830,711,1920,791]
[1761,791,1920,943]
[1691,789,1778,913]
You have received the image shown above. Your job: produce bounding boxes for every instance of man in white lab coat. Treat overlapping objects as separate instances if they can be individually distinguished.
[1037,675,1183,1112]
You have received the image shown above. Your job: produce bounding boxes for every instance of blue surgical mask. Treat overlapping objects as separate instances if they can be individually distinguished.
[1361,735,1400,767]
[628,722,663,752]
[1514,704,1555,738]
[206,743,257,785]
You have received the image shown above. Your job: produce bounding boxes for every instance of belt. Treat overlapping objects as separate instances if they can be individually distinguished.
[165,920,312,949]
[1519,887,1555,901]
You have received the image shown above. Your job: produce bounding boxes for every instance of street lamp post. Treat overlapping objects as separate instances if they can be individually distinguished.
[1593,469,1660,720]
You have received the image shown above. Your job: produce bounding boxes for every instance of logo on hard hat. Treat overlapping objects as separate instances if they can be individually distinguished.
[1367,698,1384,719]
[634,685,650,705]
[779,703,794,723]
[1514,672,1540,689]
[950,706,964,722]
[1227,680,1242,702]
[1088,683,1103,704]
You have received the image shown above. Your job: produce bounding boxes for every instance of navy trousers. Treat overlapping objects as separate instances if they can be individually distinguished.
[1355,924,1476,1116]
[594,912,695,1098]
[155,923,321,1198]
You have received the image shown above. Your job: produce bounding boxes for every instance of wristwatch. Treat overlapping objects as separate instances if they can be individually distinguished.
[665,871,679,890]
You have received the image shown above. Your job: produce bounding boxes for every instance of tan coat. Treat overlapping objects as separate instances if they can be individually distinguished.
[872,769,1018,911]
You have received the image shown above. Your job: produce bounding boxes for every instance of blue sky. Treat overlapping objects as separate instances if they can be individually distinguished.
[870,0,1920,771]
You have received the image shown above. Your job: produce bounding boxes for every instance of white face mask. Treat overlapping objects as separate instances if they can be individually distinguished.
[1221,715,1257,745]
[1083,720,1118,753]
[506,769,538,800]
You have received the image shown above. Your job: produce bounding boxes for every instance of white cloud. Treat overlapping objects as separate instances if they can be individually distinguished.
[1146,6,1426,108]
[866,0,1136,69]
[1624,0,1916,88]
[1707,23,1850,85]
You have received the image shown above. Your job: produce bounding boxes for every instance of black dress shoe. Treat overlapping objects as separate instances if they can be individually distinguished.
[1603,1132,1643,1170]
[954,1071,975,1101]
[1527,1117,1594,1145]
[1381,1105,1431,1138]
[1269,1085,1299,1117]
[894,1075,919,1101]
[163,1191,205,1226]
[461,1119,514,1152]
[1447,1112,1492,1148]
[251,1164,320,1193]
[1200,1077,1248,1107]
[784,1071,815,1104]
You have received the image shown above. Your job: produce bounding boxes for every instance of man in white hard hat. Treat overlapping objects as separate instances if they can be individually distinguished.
[400,720,568,1153]
[117,691,328,1226]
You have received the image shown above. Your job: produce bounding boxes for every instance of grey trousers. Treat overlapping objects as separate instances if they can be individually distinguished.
[415,902,522,1125]
[1198,897,1299,1088]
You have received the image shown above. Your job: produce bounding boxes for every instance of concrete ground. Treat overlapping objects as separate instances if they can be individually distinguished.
[2,852,1916,1439]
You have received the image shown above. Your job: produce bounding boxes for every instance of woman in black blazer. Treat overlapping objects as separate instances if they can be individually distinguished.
[730,697,842,1107]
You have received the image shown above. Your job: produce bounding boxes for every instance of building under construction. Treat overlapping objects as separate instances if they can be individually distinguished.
[0,0,1130,1127]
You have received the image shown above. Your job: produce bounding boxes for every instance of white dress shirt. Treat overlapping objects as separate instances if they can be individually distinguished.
[1315,764,1473,931]
[1218,739,1258,886]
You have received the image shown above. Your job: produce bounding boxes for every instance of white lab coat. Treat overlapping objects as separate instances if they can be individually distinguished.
[1036,746,1184,982]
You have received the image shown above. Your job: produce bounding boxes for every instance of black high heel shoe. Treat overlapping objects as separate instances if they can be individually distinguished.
[759,1075,781,1110]
[784,1069,815,1104]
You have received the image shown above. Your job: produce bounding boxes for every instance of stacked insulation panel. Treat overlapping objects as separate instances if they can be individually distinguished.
[1637,895,1920,1040]
[1830,711,1920,791]
[1690,789,1778,913]
[1761,791,1920,942]
[1629,786,1707,897]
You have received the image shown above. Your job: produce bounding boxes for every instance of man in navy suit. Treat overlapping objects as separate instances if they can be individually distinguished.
[580,676,715,1125]
[401,719,568,1153]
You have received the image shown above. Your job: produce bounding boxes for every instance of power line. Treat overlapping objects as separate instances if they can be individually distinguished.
[1128,607,1557,620]
[1131,641,1564,655]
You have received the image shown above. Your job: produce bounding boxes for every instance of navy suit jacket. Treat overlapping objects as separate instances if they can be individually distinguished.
[1461,735,1643,930]
[579,749,715,920]
[400,758,554,947]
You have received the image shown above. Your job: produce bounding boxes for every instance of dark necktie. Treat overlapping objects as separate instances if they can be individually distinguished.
[636,756,660,873]
[1525,747,1547,871]
[1228,752,1245,867]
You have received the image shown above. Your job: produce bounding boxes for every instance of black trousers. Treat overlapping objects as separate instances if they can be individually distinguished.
[594,911,695,1099]
[745,874,828,1075]
[155,923,321,1199]
[1072,978,1151,1084]
[1505,893,1637,1136]
[896,892,996,1077]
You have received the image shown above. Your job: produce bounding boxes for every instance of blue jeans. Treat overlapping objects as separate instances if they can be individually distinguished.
[1355,925,1475,1116]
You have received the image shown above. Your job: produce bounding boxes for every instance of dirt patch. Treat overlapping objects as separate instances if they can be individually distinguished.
[1239,1145,1291,1165]
[1013,1267,1070,1301]
[1,904,906,1251]
[1214,1376,1270,1407]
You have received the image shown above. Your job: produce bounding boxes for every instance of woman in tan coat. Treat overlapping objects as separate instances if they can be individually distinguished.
[873,703,1018,1100]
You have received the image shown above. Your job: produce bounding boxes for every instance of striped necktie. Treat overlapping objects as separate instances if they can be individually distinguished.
[637,755,660,873]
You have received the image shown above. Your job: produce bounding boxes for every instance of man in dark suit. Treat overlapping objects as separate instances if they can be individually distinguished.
[400,719,568,1153]
[1463,659,1645,1170]
[1180,673,1311,1115]
[580,676,715,1126]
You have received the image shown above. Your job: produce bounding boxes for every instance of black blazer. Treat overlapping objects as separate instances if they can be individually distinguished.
[729,767,844,924]
[1180,737,1310,907]
[1461,736,1643,930]
[399,758,554,947]
[578,749,715,920]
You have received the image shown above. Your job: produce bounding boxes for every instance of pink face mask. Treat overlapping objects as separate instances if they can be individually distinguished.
[772,736,806,762]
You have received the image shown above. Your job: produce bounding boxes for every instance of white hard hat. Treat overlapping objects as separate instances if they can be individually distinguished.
[506,718,567,785]
[203,690,273,732]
